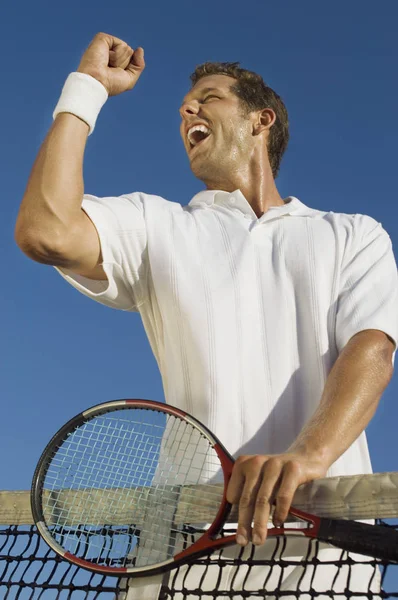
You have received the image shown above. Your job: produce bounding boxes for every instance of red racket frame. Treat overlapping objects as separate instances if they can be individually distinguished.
[32,399,398,576]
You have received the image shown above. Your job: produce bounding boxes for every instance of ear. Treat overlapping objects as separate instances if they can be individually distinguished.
[253,108,276,135]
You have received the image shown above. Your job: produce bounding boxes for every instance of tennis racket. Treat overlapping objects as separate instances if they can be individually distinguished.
[31,399,398,576]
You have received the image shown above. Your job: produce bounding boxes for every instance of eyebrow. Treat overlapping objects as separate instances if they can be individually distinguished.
[198,87,221,95]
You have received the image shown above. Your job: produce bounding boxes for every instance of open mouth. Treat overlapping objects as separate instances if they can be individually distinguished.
[187,125,212,152]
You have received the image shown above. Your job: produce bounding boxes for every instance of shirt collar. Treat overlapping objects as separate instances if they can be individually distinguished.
[188,189,313,219]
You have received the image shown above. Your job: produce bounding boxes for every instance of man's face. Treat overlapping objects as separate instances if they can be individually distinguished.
[179,74,254,184]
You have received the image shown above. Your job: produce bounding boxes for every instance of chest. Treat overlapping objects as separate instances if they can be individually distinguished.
[148,210,339,316]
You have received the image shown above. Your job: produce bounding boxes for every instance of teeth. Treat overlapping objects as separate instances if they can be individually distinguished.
[187,124,211,146]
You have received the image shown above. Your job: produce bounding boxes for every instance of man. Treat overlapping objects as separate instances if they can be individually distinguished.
[15,32,398,598]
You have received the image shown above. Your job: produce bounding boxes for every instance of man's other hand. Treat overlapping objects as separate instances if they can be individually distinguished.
[226,453,327,546]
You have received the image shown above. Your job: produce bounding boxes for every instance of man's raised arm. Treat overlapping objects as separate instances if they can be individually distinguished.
[14,32,145,280]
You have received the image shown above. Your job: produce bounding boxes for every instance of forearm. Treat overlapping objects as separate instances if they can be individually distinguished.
[230,330,394,544]
[288,330,394,469]
[15,113,89,254]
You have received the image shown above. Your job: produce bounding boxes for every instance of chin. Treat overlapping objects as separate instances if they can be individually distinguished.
[190,157,220,182]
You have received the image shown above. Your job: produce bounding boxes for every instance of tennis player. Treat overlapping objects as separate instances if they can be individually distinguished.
[15,33,398,598]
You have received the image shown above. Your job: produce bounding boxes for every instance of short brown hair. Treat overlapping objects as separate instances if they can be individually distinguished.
[190,62,289,178]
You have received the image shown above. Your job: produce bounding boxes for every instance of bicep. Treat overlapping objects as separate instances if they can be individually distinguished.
[51,192,148,309]
[59,209,107,281]
[44,209,107,281]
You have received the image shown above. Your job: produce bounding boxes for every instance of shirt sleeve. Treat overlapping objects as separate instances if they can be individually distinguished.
[54,192,148,311]
[335,214,398,364]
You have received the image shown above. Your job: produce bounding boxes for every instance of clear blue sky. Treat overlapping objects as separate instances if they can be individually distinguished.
[1,0,397,491]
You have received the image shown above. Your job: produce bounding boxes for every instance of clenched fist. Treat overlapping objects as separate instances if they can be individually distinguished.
[77,32,145,97]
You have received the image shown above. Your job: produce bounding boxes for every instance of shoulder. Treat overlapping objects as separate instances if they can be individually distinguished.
[119,192,185,213]
[296,200,394,261]
[83,191,184,210]
[330,212,390,246]
[82,192,186,227]
[307,204,388,242]
[320,211,393,266]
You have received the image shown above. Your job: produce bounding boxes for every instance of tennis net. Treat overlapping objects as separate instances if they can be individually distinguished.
[1,472,398,599]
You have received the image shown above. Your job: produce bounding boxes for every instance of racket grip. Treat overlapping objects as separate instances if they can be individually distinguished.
[317,518,398,563]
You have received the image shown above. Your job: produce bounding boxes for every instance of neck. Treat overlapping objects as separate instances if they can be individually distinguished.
[203,151,284,218]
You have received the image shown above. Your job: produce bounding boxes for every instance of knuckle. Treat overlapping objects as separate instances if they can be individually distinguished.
[266,456,282,469]
[239,494,255,509]
[287,460,302,475]
[276,491,291,502]
[255,495,270,508]
[252,519,267,531]
[252,455,265,468]
[276,493,291,509]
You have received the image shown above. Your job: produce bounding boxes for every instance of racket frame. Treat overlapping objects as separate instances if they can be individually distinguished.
[31,399,237,576]
[31,399,398,577]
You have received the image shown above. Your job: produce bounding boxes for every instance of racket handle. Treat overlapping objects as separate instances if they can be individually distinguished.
[317,518,398,563]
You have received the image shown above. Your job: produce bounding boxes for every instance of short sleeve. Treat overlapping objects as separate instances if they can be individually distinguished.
[335,215,398,363]
[54,192,148,311]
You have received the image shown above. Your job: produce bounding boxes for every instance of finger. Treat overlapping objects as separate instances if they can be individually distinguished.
[234,456,267,545]
[128,46,145,70]
[226,457,253,546]
[273,461,302,526]
[226,459,246,506]
[109,45,131,68]
[236,475,262,546]
[251,462,282,545]
[108,35,132,52]
[117,47,135,70]
[99,33,129,49]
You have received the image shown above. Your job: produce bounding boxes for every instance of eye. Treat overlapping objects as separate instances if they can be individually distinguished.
[203,95,220,102]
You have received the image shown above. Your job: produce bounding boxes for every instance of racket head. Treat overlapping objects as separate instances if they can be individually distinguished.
[31,399,235,576]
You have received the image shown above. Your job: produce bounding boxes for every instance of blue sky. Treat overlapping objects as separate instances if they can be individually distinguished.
[1,0,398,492]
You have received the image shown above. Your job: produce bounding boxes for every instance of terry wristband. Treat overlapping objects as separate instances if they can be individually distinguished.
[53,72,109,135]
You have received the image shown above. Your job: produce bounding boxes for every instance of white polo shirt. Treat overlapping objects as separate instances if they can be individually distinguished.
[55,189,398,478]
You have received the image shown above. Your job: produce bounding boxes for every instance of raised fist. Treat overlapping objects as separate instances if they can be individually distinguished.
[77,32,145,97]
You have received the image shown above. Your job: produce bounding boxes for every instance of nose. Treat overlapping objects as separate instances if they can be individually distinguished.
[179,100,199,120]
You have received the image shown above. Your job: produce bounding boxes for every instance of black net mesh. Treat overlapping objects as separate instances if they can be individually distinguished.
[0,524,123,599]
[1,521,397,599]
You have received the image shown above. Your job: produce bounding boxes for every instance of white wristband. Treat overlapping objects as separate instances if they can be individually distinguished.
[53,72,109,135]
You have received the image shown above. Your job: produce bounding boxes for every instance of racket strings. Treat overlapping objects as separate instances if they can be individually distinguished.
[133,418,221,565]
[40,408,224,568]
